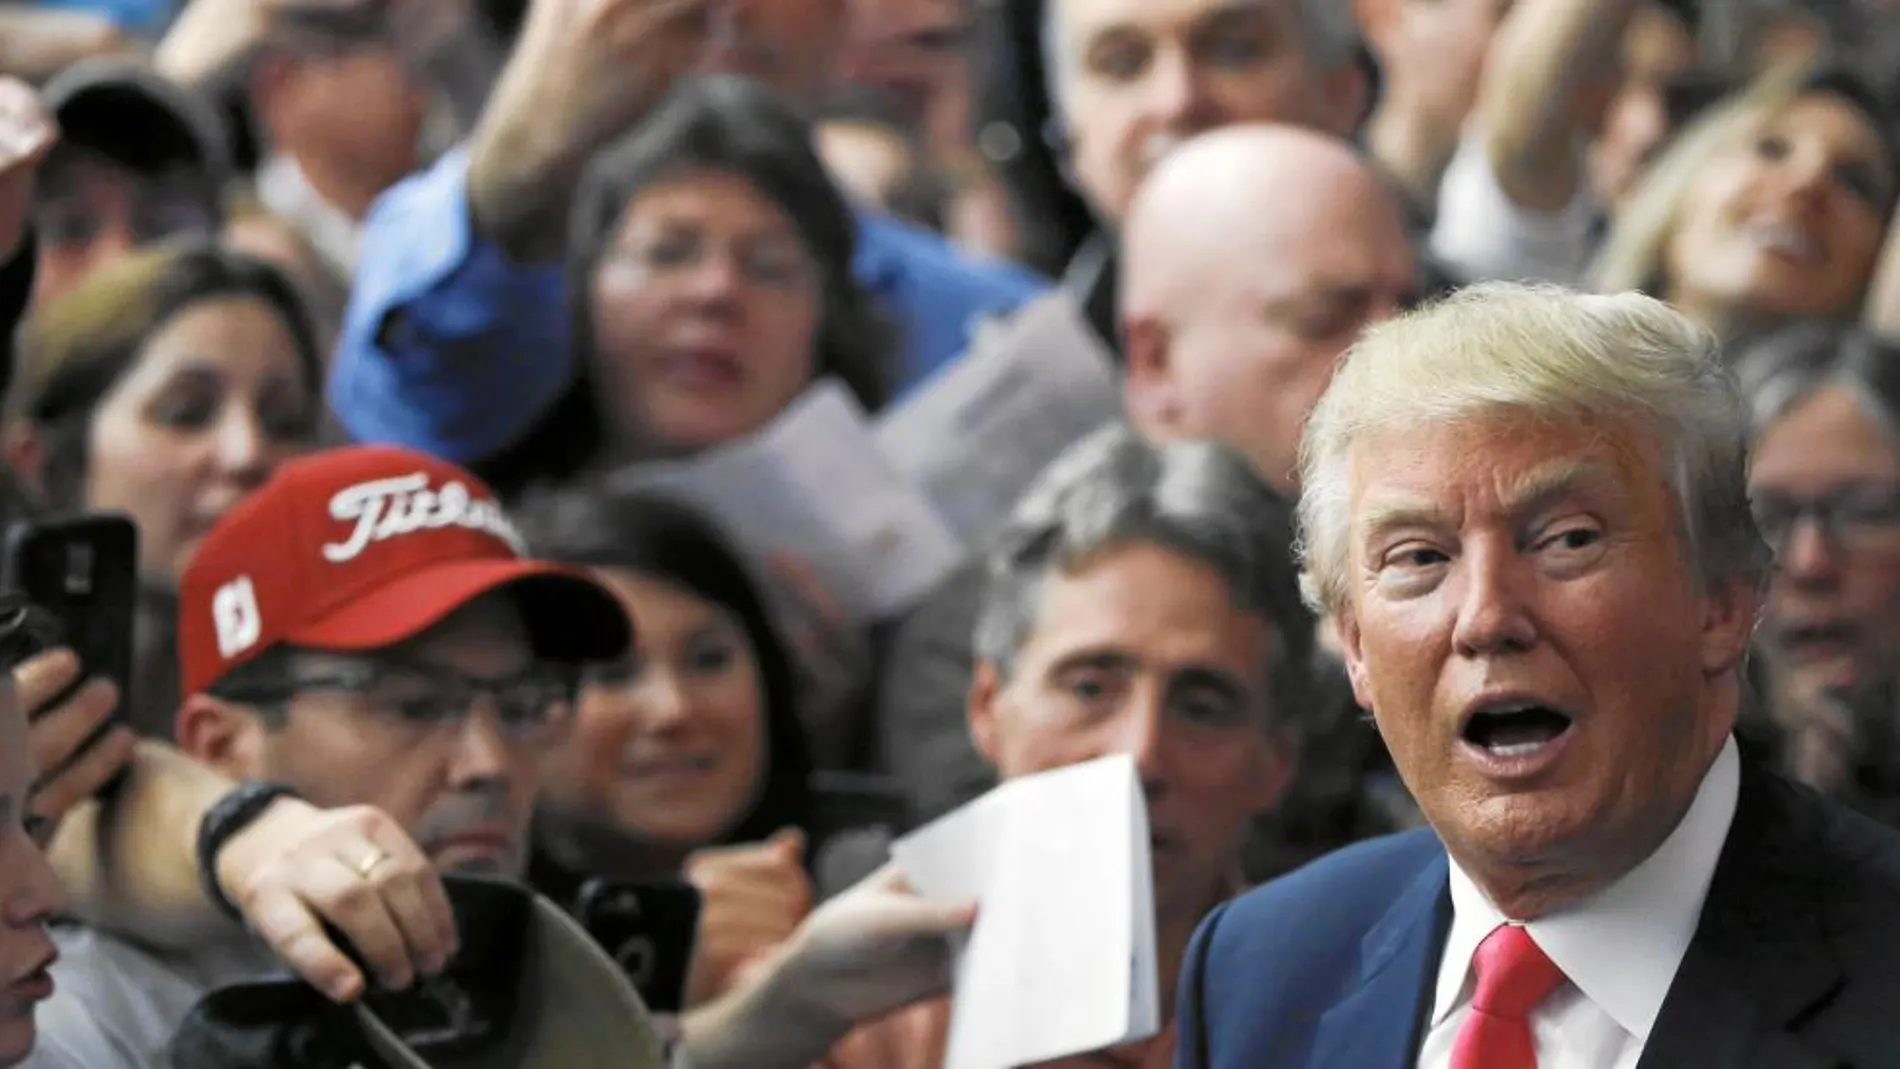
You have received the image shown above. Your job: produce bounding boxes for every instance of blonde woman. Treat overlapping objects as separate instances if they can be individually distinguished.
[1593,63,1898,338]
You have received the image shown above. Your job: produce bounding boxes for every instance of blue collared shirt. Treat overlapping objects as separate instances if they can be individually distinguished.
[327,148,1047,463]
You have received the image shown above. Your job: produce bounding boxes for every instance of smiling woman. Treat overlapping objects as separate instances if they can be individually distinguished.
[516,487,814,883]
[2,239,323,591]
[1594,62,1900,340]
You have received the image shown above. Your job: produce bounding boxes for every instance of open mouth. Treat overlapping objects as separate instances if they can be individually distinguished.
[1461,701,1575,759]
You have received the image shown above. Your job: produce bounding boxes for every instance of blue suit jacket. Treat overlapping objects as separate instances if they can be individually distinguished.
[1176,764,1900,1069]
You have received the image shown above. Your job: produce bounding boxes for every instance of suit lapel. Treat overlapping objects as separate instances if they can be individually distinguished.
[1639,765,1845,1069]
[1306,852,1451,1069]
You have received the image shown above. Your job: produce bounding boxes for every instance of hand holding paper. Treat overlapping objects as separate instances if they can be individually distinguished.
[891,755,1159,1069]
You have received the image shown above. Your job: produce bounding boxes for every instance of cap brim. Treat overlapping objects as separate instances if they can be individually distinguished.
[290,560,631,663]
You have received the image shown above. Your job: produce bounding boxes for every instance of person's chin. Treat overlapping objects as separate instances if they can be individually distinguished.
[0,1010,36,1067]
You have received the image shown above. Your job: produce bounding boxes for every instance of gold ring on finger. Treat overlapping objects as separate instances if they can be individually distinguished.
[354,849,393,880]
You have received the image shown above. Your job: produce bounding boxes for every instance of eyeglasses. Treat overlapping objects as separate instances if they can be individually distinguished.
[597,229,822,295]
[1752,483,1900,558]
[222,655,580,745]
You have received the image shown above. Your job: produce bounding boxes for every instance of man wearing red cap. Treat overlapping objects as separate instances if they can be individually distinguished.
[31,444,632,1067]
[28,444,974,1069]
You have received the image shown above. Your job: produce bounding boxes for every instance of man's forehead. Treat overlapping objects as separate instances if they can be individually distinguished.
[1348,415,1668,522]
[1020,547,1274,671]
[1053,0,1291,39]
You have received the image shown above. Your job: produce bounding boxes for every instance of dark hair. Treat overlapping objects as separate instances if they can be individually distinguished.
[478,75,896,496]
[977,424,1316,733]
[514,485,813,847]
[7,239,323,511]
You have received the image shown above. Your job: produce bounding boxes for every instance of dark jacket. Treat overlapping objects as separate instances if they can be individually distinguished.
[1179,760,1900,1068]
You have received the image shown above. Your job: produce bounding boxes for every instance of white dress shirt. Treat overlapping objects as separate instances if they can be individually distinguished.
[1416,736,1740,1069]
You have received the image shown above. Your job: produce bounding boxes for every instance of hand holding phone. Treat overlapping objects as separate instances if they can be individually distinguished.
[4,514,138,698]
[4,514,139,814]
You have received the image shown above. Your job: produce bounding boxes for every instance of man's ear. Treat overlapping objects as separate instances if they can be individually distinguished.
[175,693,272,783]
[1323,55,1374,139]
[246,53,299,132]
[1122,314,1180,434]
[1700,575,1760,679]
[967,660,1007,767]
[4,424,46,500]
[1334,608,1374,711]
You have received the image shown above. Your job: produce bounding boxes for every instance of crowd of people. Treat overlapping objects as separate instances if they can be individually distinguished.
[1,0,1899,1066]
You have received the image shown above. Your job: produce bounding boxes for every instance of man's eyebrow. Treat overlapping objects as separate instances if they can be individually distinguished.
[1355,461,1620,553]
[1044,649,1137,677]
[1358,500,1447,551]
[1499,460,1620,519]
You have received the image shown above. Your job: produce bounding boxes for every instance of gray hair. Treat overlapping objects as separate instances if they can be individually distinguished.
[974,423,1316,731]
[1040,0,1360,122]
[1297,282,1771,618]
[1731,323,1900,445]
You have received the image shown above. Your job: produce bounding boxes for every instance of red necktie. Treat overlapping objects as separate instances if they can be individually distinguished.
[1450,923,1567,1069]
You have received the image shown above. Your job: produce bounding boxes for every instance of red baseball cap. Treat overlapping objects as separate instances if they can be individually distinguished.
[179,445,632,698]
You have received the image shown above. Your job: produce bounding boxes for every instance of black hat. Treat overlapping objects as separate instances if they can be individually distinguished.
[40,57,229,183]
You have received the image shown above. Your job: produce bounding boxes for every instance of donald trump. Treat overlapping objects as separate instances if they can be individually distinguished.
[1175,283,1900,1068]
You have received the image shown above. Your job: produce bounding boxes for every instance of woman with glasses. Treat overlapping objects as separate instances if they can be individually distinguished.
[481,75,897,774]
[1736,323,1900,821]
[478,73,895,496]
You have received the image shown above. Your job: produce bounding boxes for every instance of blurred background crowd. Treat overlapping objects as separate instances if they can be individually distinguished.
[7,0,1900,1064]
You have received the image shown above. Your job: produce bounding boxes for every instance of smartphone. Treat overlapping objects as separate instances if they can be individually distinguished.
[2,514,138,700]
[574,880,702,1014]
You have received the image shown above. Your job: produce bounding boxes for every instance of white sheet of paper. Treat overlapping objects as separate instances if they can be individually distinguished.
[609,381,966,620]
[891,754,1158,1069]
[874,294,1121,545]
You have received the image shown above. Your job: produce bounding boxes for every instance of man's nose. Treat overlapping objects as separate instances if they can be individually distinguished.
[1105,689,1171,784]
[1778,516,1841,587]
[1452,544,1539,657]
[447,699,517,785]
[1143,49,1212,128]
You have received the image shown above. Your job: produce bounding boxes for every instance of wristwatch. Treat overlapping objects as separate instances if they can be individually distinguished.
[196,781,302,921]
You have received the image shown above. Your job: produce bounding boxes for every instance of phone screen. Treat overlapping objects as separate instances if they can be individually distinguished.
[3,515,139,700]
[574,880,702,1014]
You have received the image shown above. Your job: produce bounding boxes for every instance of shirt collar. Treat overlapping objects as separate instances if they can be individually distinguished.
[1432,736,1741,1040]
[256,154,361,278]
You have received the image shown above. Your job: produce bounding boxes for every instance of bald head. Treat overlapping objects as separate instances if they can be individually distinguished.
[1120,125,1417,491]
[1124,125,1405,316]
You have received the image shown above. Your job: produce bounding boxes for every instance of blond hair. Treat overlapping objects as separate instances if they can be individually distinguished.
[1592,65,1859,301]
[1296,282,1767,617]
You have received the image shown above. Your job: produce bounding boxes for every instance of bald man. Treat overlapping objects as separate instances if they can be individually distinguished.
[880,125,1421,859]
[1121,124,1420,493]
